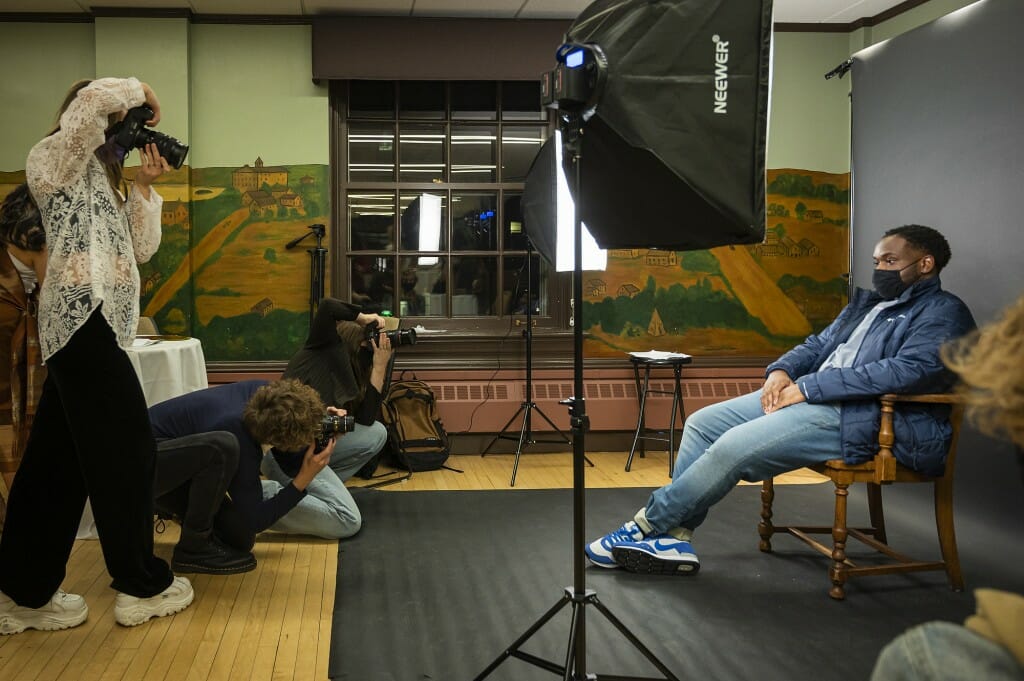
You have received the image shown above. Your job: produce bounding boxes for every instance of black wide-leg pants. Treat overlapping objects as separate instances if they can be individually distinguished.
[0,309,173,607]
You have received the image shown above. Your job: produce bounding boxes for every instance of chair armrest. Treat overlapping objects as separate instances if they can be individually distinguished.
[880,393,964,406]
[875,393,964,483]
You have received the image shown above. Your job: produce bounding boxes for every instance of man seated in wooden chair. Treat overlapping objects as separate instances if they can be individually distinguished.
[586,225,976,575]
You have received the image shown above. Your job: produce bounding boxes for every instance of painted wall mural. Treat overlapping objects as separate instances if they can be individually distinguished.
[580,168,850,358]
[1,160,330,363]
[3,166,846,363]
[138,159,330,361]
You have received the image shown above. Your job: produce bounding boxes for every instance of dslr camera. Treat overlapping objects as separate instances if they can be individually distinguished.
[315,413,355,451]
[364,321,417,347]
[111,105,190,169]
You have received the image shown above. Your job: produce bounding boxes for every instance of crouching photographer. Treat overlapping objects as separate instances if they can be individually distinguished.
[150,379,345,554]
[275,298,400,534]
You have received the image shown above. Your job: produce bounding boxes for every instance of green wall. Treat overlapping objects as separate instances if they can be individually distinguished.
[767,32,852,173]
[0,23,94,172]
[191,25,328,168]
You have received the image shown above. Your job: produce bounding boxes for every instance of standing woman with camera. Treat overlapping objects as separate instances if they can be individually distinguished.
[0,78,193,635]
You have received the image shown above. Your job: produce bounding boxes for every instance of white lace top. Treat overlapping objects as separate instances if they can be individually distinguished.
[25,77,162,361]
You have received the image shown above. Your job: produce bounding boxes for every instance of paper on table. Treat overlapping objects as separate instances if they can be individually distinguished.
[629,350,691,360]
[132,337,159,347]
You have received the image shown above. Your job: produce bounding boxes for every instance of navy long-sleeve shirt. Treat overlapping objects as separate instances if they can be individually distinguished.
[149,380,305,534]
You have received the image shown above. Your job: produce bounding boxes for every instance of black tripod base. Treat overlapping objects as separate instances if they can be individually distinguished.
[481,401,592,486]
[472,587,681,681]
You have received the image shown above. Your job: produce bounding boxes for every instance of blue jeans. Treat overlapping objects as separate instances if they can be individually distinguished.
[871,621,1023,681]
[259,422,387,539]
[643,390,842,535]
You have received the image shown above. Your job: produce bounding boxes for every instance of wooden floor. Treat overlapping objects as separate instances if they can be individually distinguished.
[0,451,824,681]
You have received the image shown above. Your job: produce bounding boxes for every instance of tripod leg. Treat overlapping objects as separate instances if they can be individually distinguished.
[528,405,594,467]
[481,403,528,457]
[590,595,682,681]
[532,404,573,445]
[471,593,573,681]
[510,405,533,487]
[563,599,584,681]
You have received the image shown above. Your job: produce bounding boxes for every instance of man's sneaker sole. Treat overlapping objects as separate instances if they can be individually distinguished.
[114,577,194,627]
[171,556,256,575]
[612,546,700,576]
[0,606,89,635]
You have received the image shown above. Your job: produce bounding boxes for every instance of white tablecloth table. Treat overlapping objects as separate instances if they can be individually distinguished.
[77,336,208,539]
[125,337,208,406]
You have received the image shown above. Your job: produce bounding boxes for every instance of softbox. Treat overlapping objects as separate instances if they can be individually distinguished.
[522,132,607,272]
[557,0,773,251]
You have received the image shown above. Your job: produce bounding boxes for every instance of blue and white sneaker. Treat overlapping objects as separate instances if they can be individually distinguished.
[612,535,700,576]
[585,521,645,568]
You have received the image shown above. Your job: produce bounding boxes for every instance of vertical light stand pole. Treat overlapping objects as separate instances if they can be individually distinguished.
[480,240,579,486]
[473,114,680,681]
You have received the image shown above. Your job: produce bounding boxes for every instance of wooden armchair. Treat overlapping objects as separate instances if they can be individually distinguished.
[758,393,966,600]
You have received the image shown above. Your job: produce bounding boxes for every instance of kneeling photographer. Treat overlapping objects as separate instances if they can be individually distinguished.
[275,298,404,531]
[149,379,344,557]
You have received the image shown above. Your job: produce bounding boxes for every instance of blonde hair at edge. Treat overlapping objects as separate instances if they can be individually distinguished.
[942,294,1024,448]
[242,379,325,452]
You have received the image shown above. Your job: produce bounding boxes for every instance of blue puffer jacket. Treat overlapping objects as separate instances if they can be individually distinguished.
[765,276,975,475]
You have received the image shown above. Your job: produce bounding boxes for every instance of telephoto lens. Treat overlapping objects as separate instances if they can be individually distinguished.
[112,105,190,169]
[364,322,418,347]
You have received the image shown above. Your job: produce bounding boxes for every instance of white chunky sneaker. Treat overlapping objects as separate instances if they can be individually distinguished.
[0,589,89,635]
[114,576,194,627]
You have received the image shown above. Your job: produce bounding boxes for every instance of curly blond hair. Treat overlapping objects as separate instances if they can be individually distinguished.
[242,379,325,452]
[942,295,1024,448]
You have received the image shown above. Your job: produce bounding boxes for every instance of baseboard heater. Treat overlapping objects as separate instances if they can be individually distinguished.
[432,378,763,432]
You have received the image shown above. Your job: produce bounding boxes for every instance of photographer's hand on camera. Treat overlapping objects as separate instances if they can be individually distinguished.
[368,332,393,393]
[133,143,171,200]
[139,82,162,126]
[355,312,386,329]
[292,438,334,491]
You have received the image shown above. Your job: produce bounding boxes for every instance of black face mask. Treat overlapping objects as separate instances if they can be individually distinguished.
[872,259,922,300]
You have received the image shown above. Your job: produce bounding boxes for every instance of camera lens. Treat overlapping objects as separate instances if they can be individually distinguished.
[387,328,417,347]
[137,128,190,169]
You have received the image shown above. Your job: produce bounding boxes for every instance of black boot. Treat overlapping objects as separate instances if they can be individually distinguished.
[172,536,256,575]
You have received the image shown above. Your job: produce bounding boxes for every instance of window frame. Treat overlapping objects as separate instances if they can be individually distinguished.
[330,80,570,333]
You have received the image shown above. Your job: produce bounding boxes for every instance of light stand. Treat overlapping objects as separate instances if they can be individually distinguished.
[473,114,680,681]
[285,223,327,329]
[480,240,586,487]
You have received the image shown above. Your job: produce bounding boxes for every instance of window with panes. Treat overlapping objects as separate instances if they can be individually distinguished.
[334,80,553,327]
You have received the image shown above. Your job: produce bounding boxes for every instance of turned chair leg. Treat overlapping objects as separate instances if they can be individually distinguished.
[934,478,965,591]
[828,482,850,600]
[758,478,775,552]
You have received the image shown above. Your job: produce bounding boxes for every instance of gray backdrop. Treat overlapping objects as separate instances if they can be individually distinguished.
[850,0,1023,540]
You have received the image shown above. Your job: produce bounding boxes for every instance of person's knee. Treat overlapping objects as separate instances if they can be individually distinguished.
[368,421,387,454]
[339,513,362,538]
[195,431,239,472]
